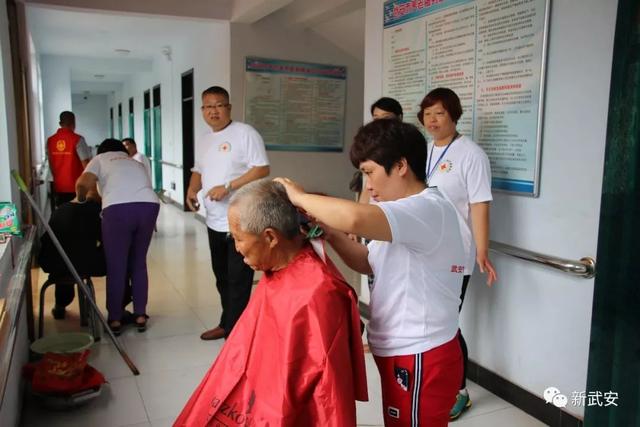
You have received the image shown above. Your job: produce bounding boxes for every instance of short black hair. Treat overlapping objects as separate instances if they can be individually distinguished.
[122,137,136,146]
[349,171,363,193]
[59,111,75,126]
[202,86,229,102]
[417,87,463,124]
[350,119,427,181]
[97,138,127,155]
[370,97,403,118]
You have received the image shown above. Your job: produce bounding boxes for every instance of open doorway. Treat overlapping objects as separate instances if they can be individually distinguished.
[143,90,151,157]
[181,69,194,211]
[117,102,122,139]
[128,97,134,138]
[152,84,162,191]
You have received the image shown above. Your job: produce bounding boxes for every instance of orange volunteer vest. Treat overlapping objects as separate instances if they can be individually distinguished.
[47,128,85,193]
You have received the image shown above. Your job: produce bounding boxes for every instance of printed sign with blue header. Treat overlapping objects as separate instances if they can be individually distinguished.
[244,57,347,152]
[382,0,549,196]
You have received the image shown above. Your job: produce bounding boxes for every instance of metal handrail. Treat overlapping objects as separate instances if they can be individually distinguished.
[148,157,183,169]
[489,240,596,279]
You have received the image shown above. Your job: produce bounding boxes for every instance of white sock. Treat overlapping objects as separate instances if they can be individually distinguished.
[459,388,468,396]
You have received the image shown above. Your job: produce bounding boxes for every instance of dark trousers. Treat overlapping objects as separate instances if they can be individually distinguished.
[54,280,130,310]
[458,275,471,390]
[52,191,75,210]
[207,228,254,337]
[54,280,75,308]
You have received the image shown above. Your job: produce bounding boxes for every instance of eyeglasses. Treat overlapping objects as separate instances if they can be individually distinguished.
[201,103,229,111]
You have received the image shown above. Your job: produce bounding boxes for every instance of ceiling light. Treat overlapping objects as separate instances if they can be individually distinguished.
[114,48,131,56]
[94,74,105,79]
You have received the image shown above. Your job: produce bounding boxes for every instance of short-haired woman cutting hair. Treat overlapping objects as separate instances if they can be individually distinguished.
[276,119,466,426]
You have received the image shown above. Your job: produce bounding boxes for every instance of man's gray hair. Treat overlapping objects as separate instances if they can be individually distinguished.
[229,178,299,239]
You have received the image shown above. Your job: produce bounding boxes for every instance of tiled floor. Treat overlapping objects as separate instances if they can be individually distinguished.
[21,204,546,427]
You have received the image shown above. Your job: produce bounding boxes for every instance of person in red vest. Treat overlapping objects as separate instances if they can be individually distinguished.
[47,111,92,208]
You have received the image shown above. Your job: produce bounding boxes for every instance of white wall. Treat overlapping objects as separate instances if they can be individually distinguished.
[229,19,364,288]
[364,0,617,418]
[0,1,20,203]
[107,19,230,206]
[230,20,364,201]
[24,29,46,167]
[40,54,72,138]
[71,94,109,149]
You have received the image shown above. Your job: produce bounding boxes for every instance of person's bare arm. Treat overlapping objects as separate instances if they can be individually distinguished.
[206,165,270,201]
[470,201,497,286]
[275,177,392,242]
[76,137,92,169]
[324,227,372,275]
[186,172,203,211]
[75,172,98,202]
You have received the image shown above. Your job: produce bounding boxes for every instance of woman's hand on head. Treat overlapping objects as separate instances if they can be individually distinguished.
[273,177,306,206]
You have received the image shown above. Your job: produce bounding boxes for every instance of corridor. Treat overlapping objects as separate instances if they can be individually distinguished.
[22,203,545,427]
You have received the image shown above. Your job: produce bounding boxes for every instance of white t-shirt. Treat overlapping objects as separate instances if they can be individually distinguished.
[426,135,492,274]
[193,121,269,231]
[367,187,466,357]
[132,152,152,180]
[85,151,159,209]
[75,136,92,161]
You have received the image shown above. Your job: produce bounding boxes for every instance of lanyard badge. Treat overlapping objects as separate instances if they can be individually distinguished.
[426,132,460,184]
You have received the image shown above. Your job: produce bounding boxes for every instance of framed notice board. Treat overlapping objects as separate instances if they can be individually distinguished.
[244,57,347,152]
[383,0,550,196]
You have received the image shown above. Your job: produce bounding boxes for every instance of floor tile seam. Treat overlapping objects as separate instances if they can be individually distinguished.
[456,404,521,421]
[123,358,216,378]
[132,362,212,380]
[132,372,154,425]
[116,312,206,343]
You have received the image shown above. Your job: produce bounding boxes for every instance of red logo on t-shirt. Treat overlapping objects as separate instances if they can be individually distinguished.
[450,265,464,273]
[218,142,231,152]
[439,160,452,173]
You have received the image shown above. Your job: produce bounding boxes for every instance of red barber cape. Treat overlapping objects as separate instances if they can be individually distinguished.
[174,244,368,427]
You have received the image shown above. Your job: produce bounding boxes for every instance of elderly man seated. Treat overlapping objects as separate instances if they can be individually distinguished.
[174,179,367,426]
[39,189,105,319]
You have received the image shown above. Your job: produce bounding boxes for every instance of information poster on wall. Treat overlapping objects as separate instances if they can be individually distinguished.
[244,57,347,152]
[383,0,549,196]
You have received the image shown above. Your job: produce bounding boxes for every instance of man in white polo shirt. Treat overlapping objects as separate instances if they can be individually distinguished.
[186,86,270,341]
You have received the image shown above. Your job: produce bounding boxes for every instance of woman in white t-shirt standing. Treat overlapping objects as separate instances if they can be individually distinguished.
[418,87,497,420]
[75,138,159,335]
[276,119,466,426]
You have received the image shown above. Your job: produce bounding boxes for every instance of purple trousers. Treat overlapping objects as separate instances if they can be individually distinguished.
[102,202,159,322]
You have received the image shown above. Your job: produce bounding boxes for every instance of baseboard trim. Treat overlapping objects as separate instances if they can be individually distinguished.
[466,360,583,426]
[357,301,583,426]
[162,195,184,210]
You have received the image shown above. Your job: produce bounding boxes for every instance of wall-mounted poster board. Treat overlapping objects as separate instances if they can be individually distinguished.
[244,57,347,152]
[383,0,550,196]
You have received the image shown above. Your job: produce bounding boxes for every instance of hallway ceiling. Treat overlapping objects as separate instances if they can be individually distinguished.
[26,0,365,94]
